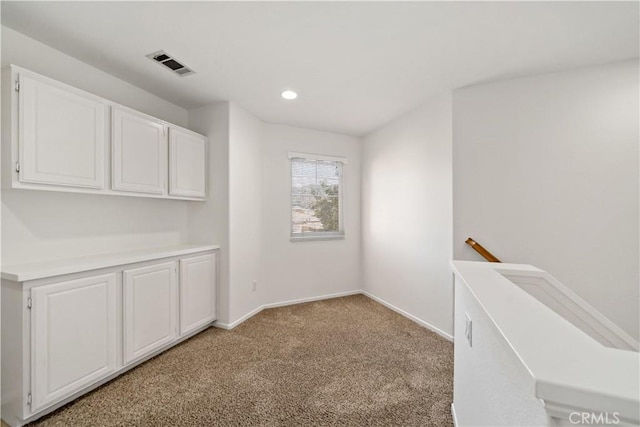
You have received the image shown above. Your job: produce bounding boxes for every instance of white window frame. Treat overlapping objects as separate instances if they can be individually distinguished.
[289,152,347,242]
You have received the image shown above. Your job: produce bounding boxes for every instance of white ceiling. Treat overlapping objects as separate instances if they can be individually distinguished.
[2,1,638,136]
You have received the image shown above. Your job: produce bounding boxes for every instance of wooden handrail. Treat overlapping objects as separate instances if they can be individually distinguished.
[465,238,501,263]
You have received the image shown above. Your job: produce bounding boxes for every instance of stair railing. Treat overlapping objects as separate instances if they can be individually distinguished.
[465,238,502,263]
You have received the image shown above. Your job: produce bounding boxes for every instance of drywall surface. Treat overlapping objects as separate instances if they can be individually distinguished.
[1,27,191,266]
[189,106,361,326]
[261,123,362,306]
[188,102,230,323]
[453,274,553,426]
[453,60,640,340]
[227,103,264,323]
[1,26,187,125]
[361,93,454,336]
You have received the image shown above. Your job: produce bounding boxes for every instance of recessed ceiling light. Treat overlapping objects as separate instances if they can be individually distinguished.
[281,90,298,100]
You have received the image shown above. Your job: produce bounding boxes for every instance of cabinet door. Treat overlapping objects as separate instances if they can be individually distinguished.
[123,262,178,365]
[169,127,206,198]
[31,273,117,411]
[180,253,217,335]
[18,74,107,189]
[112,107,167,194]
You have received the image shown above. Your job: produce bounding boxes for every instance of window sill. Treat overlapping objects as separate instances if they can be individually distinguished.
[290,234,345,242]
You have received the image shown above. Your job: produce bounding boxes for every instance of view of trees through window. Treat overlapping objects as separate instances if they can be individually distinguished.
[291,158,342,235]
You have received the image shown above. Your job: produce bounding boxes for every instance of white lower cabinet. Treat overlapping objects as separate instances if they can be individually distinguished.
[123,262,178,365]
[31,273,118,411]
[1,247,218,427]
[180,253,217,335]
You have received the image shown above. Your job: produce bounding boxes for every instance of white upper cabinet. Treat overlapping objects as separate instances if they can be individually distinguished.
[5,66,207,201]
[169,127,206,199]
[112,107,167,194]
[18,73,107,189]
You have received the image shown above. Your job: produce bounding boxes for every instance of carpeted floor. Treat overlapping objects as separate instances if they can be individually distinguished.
[28,294,454,427]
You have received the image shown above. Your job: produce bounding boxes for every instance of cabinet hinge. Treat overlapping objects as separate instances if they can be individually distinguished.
[27,297,32,309]
[15,162,20,173]
[27,393,32,406]
[15,81,20,92]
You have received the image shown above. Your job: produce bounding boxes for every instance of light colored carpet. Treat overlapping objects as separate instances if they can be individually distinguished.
[29,294,454,426]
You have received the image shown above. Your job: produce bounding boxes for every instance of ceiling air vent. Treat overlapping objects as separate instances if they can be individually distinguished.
[146,51,195,77]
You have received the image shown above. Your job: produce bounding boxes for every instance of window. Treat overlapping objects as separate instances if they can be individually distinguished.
[289,152,346,240]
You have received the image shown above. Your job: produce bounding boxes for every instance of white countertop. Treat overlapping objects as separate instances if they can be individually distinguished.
[451,260,640,424]
[1,244,220,282]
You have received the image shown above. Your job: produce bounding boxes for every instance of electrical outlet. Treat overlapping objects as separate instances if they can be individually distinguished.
[252,280,257,292]
[465,313,472,347]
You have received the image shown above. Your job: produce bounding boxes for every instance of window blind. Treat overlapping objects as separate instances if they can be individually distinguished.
[290,155,344,238]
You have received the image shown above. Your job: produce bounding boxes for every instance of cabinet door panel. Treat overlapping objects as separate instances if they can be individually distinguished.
[113,107,166,194]
[31,273,117,411]
[180,253,216,335]
[169,127,206,198]
[19,74,106,189]
[123,262,178,365]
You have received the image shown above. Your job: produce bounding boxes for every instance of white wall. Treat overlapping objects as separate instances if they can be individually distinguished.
[453,60,639,340]
[1,26,192,266]
[361,93,454,337]
[187,102,230,323]
[228,103,264,322]
[189,105,362,326]
[261,123,362,307]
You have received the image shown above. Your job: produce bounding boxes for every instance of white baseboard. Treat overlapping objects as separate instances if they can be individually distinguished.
[214,289,454,343]
[213,305,263,330]
[213,290,362,330]
[263,289,362,310]
[451,403,459,427]
[212,322,232,330]
[361,290,454,341]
